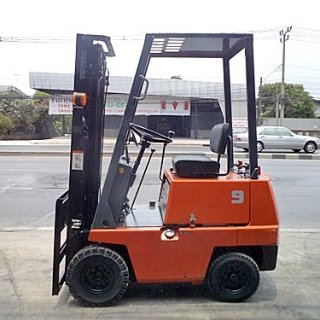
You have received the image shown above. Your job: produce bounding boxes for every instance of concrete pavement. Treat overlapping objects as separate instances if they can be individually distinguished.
[0,229,319,319]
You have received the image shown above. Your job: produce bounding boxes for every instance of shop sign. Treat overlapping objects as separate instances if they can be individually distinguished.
[106,98,190,116]
[233,117,248,128]
[49,97,72,115]
[160,100,190,115]
[49,96,191,116]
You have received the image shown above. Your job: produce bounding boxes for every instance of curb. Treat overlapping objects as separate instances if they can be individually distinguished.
[0,151,319,160]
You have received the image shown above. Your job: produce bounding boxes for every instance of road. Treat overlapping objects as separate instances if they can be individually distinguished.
[0,156,319,230]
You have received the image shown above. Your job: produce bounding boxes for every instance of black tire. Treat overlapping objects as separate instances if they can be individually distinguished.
[292,149,301,153]
[257,141,264,153]
[207,252,259,302]
[303,141,316,153]
[66,245,129,307]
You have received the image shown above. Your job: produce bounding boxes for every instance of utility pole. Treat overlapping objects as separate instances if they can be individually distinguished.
[258,77,262,125]
[275,85,279,126]
[279,26,292,125]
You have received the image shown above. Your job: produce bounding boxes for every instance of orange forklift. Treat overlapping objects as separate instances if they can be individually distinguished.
[52,33,279,307]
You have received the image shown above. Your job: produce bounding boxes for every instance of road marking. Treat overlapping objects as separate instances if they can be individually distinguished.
[0,184,15,194]
[27,211,55,227]
[281,228,320,233]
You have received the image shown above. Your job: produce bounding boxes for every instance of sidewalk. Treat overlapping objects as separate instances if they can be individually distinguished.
[0,229,319,319]
[0,136,209,146]
[1,136,320,160]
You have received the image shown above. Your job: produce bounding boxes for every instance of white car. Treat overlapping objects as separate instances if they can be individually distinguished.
[233,126,320,153]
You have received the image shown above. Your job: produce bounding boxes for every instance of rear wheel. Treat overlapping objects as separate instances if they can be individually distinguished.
[207,252,259,302]
[303,141,316,153]
[257,141,264,153]
[66,245,129,307]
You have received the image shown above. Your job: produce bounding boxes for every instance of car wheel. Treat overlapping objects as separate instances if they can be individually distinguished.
[257,141,264,153]
[303,141,316,153]
[292,149,301,153]
[66,245,129,307]
[207,252,260,302]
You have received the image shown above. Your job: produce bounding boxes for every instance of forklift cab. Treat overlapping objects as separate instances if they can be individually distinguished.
[53,33,279,307]
[92,33,260,228]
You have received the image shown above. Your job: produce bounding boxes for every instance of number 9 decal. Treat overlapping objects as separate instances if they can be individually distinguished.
[231,190,244,204]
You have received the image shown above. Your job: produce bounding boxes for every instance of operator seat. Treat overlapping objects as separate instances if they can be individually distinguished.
[172,123,230,178]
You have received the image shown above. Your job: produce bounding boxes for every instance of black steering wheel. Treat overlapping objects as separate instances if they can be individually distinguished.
[129,123,173,144]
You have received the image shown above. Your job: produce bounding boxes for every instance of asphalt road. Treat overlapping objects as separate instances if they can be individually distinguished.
[0,156,319,230]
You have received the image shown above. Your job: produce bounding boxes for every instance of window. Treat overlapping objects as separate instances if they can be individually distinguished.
[277,128,292,136]
[260,128,276,136]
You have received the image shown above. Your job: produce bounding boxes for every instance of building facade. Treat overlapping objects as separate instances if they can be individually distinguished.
[29,72,248,138]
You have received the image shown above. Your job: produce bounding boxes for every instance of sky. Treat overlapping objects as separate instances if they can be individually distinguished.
[1,0,320,97]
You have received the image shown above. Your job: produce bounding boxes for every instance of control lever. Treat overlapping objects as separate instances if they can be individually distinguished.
[168,130,175,139]
[159,130,175,181]
[131,149,156,209]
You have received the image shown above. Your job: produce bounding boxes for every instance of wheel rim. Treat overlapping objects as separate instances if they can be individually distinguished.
[218,263,250,294]
[305,142,315,153]
[81,258,114,294]
[257,142,263,152]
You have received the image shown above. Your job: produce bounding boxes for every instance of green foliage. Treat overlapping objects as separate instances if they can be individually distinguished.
[0,90,74,139]
[52,115,72,136]
[0,91,52,138]
[170,75,182,80]
[0,98,36,135]
[260,83,316,118]
[0,113,13,135]
[32,91,52,138]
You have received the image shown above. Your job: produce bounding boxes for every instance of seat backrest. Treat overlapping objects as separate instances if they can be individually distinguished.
[210,123,230,154]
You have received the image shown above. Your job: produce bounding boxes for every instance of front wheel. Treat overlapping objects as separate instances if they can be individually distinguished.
[257,141,264,153]
[304,141,316,153]
[207,252,260,302]
[66,245,129,307]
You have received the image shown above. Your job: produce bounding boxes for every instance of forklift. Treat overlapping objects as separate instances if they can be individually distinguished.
[53,33,279,307]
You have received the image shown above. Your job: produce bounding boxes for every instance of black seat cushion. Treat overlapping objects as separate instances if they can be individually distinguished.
[172,154,220,178]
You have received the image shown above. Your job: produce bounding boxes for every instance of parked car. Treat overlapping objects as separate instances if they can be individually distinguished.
[233,126,320,153]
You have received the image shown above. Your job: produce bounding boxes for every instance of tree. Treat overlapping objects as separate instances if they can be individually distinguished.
[170,75,182,80]
[259,83,316,118]
[0,98,36,135]
[33,91,52,138]
[0,113,13,135]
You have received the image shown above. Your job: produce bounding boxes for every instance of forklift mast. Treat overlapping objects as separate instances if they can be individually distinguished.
[52,34,115,295]
[93,33,259,229]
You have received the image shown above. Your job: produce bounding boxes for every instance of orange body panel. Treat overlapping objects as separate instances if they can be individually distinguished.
[89,170,279,284]
[89,227,238,283]
[163,170,250,226]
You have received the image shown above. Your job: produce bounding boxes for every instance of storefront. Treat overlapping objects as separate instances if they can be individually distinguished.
[29,73,247,138]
